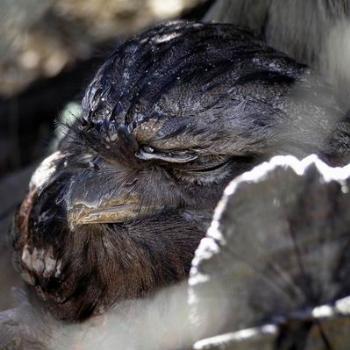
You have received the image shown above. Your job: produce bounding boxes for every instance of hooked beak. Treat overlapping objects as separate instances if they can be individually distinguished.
[68,197,164,226]
[70,201,141,225]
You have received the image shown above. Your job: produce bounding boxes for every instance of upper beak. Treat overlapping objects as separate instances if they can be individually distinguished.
[69,202,138,225]
[30,150,167,228]
[68,197,161,226]
[66,182,166,226]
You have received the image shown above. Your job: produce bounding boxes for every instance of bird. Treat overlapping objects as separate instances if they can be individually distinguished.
[11,20,350,322]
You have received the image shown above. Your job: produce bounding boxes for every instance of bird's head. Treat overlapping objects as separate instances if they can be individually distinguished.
[13,21,346,321]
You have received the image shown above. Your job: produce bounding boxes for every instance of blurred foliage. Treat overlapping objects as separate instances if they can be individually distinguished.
[0,0,203,96]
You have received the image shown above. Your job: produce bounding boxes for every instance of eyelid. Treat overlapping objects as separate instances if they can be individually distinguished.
[185,160,230,172]
[172,159,231,185]
[135,147,198,163]
[181,155,230,171]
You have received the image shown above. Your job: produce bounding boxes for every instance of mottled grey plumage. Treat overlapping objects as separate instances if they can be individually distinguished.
[11,21,350,323]
[204,0,350,108]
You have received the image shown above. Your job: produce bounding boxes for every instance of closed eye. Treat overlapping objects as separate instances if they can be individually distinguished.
[164,155,231,185]
[187,161,229,172]
[135,146,198,163]
[171,155,256,185]
[175,155,229,171]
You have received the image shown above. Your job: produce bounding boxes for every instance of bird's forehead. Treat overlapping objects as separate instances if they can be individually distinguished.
[81,22,255,127]
[78,21,309,156]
